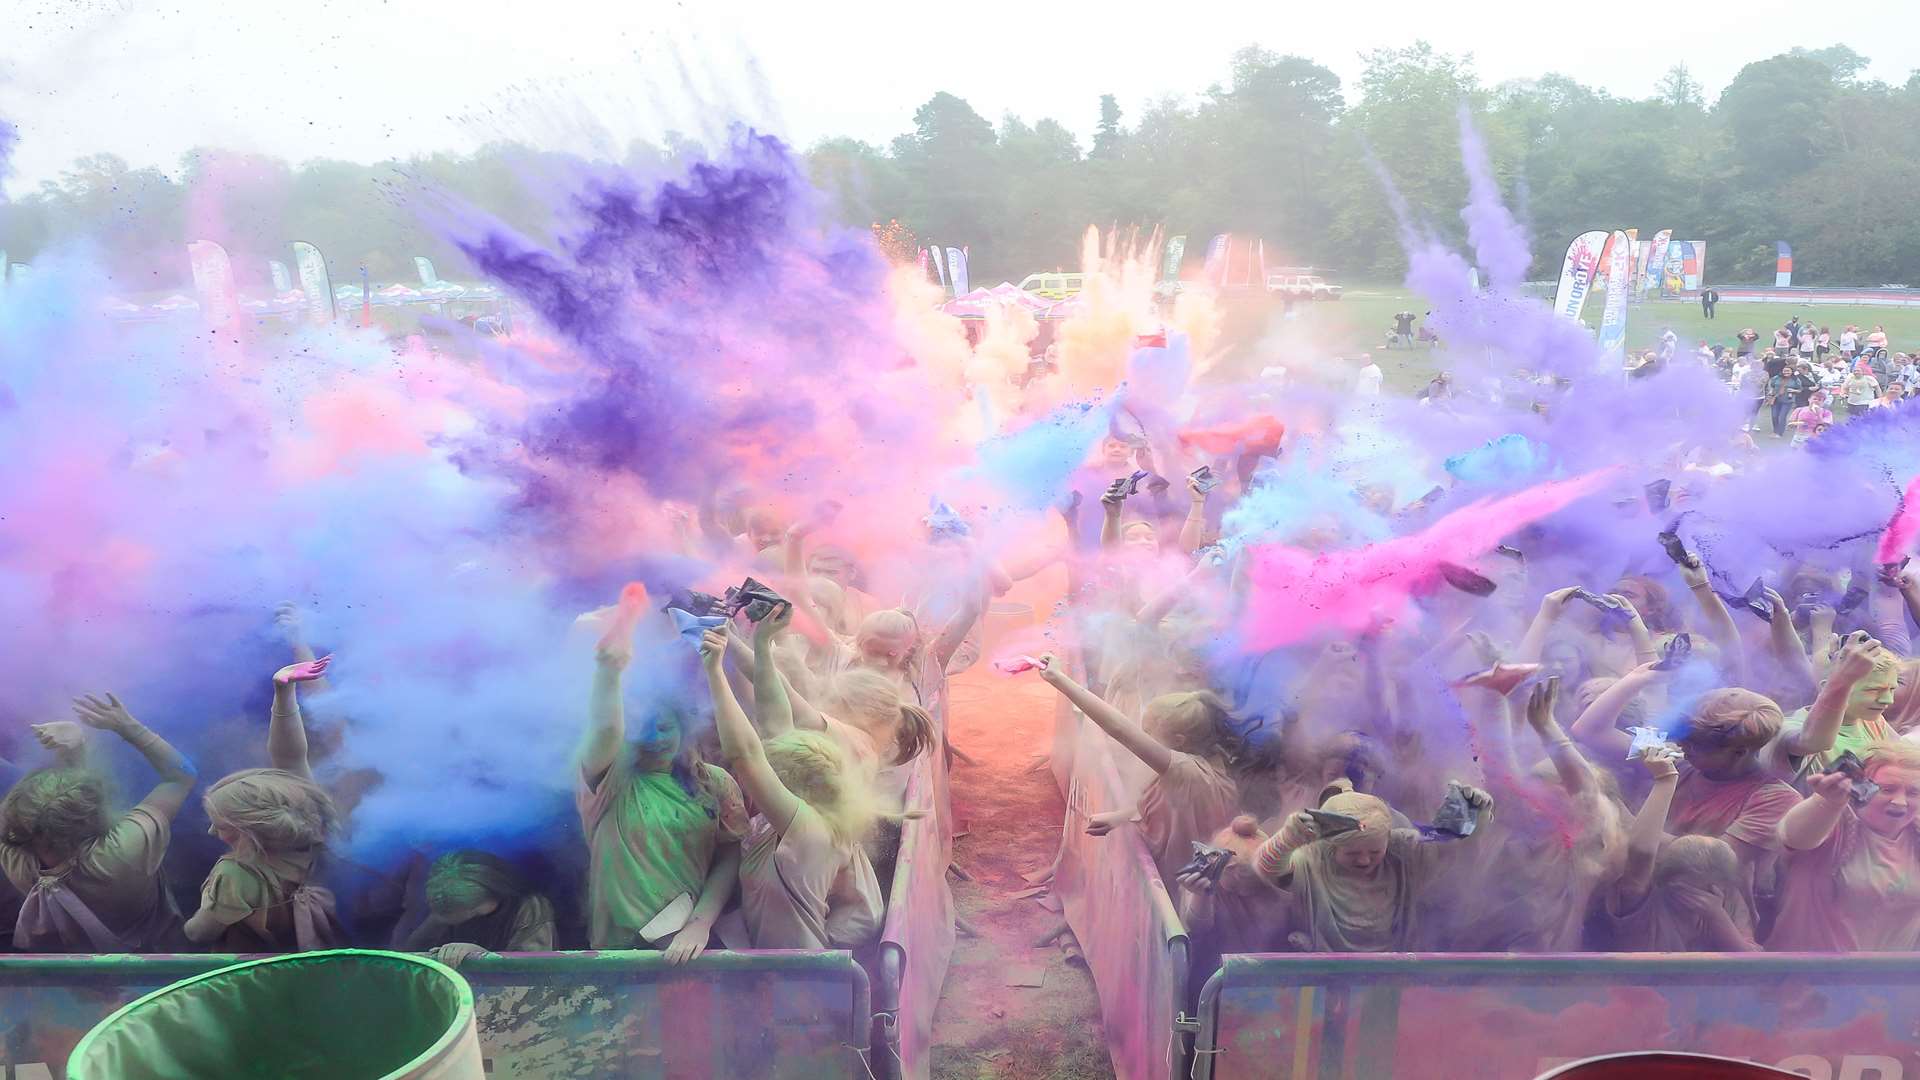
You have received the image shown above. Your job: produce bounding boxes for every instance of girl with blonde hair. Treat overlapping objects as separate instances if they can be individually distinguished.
[183,657,344,951]
[1251,778,1494,952]
[700,624,883,950]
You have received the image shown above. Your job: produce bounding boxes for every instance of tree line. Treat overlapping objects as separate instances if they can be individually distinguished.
[4,41,1917,292]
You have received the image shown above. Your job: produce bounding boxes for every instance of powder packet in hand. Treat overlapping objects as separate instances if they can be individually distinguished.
[1176,842,1233,884]
[1304,808,1363,838]
[1417,782,1479,841]
[992,655,1046,676]
[1626,726,1674,760]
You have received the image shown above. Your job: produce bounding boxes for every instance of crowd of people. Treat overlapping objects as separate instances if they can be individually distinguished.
[1663,316,1919,442]
[6,297,1920,975]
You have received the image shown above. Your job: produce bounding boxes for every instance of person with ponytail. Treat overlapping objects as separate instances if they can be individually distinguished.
[183,657,344,951]
[699,624,883,950]
[1029,654,1241,886]
[400,851,557,968]
[0,693,197,951]
[577,595,746,961]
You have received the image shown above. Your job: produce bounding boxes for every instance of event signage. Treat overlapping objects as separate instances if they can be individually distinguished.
[291,241,336,325]
[269,259,292,294]
[1162,235,1186,283]
[1776,241,1794,287]
[414,256,440,286]
[1596,230,1631,363]
[946,247,968,297]
[186,240,239,328]
[1641,229,1671,297]
[1551,230,1608,322]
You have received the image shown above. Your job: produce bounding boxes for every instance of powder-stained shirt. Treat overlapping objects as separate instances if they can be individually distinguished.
[577,763,747,950]
[199,847,341,952]
[1667,767,1800,852]
[1768,810,1920,951]
[1136,753,1240,887]
[0,804,181,951]
[737,805,882,950]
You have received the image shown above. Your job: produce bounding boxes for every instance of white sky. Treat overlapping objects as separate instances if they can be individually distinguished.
[3,0,1918,193]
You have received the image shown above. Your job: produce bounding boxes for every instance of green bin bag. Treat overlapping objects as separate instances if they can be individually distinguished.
[68,949,483,1080]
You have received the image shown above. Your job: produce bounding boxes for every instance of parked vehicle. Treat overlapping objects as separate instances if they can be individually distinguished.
[1017,272,1085,300]
[1265,272,1343,300]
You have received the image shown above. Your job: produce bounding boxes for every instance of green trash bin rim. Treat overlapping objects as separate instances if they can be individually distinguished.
[67,948,476,1080]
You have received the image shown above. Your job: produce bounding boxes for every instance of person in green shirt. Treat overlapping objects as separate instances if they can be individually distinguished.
[1763,631,1897,781]
[577,600,745,958]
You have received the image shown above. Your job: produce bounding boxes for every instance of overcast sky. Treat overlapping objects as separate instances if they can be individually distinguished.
[3,0,1917,193]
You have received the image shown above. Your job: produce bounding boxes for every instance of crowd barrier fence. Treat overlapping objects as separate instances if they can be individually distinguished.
[1052,701,1192,1080]
[874,745,957,1080]
[1,949,872,1079]
[1189,952,1920,1080]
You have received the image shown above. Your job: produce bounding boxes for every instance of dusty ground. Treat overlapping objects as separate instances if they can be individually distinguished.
[929,658,1114,1080]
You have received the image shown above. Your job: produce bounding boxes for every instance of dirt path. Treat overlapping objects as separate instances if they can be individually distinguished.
[929,664,1113,1080]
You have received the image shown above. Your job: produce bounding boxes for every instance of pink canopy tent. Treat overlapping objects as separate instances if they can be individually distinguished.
[941,282,1052,320]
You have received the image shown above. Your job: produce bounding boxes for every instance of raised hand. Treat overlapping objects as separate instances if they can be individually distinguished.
[1832,631,1884,683]
[1524,676,1561,734]
[274,602,307,641]
[1101,479,1129,507]
[1805,768,1852,803]
[32,721,87,756]
[751,600,793,642]
[1453,661,1542,697]
[71,692,136,732]
[1639,744,1682,782]
[698,628,728,671]
[273,655,332,686]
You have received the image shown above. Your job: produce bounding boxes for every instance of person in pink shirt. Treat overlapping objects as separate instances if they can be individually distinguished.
[1767,743,1920,951]
[1786,390,1833,447]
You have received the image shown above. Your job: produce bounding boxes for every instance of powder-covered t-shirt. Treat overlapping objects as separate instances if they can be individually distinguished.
[0,804,181,951]
[1768,810,1920,951]
[577,763,747,949]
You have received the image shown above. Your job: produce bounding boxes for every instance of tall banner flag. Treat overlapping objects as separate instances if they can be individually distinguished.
[187,240,239,329]
[1641,230,1672,297]
[1624,228,1639,281]
[1662,242,1686,294]
[1552,231,1609,322]
[1596,230,1631,365]
[414,256,440,286]
[928,245,949,291]
[945,247,968,296]
[1775,242,1793,287]
[1203,234,1228,283]
[269,259,293,294]
[291,241,336,326]
[1162,235,1186,283]
[1679,241,1707,291]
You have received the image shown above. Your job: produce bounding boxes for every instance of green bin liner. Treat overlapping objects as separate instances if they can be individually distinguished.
[68,949,483,1080]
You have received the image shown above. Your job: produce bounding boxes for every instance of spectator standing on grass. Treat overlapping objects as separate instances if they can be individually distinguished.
[1737,327,1760,358]
[1843,363,1880,421]
[1840,326,1859,357]
[1774,326,1793,357]
[1700,287,1719,318]
[1798,324,1816,363]
[1354,354,1384,398]
[1817,327,1832,359]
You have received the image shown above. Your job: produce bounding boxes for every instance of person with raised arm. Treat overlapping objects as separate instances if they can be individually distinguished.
[1768,743,1920,950]
[1597,746,1758,951]
[1030,654,1242,886]
[0,694,197,951]
[1660,688,1802,902]
[1249,776,1494,953]
[183,656,344,951]
[576,588,745,960]
[699,625,882,950]
[1764,631,1895,777]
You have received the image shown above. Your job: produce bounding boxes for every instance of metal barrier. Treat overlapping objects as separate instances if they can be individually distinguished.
[874,753,957,1080]
[1190,952,1920,1080]
[1053,702,1192,1080]
[0,950,872,1079]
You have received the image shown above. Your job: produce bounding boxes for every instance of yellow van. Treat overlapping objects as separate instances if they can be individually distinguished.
[1017,272,1085,300]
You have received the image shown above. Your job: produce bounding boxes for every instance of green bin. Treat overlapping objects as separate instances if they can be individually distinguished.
[68,949,484,1080]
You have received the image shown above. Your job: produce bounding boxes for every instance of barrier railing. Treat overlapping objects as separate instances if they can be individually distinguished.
[1190,952,1920,1080]
[874,752,957,1080]
[1,950,872,1079]
[1053,702,1192,1080]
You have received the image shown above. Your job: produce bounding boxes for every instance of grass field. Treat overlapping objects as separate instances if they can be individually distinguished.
[1249,287,1920,395]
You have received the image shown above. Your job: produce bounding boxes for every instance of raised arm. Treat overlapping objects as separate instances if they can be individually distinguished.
[929,592,983,671]
[1514,587,1578,663]
[1523,677,1591,795]
[1035,654,1176,774]
[1761,587,1818,700]
[1780,632,1879,758]
[1568,663,1663,760]
[1612,747,1681,912]
[1864,576,1913,656]
[268,656,331,780]
[750,604,797,738]
[1099,480,1126,549]
[70,694,198,820]
[699,630,805,834]
[581,639,630,788]
[1677,558,1747,684]
[1178,475,1211,553]
[1778,768,1852,851]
